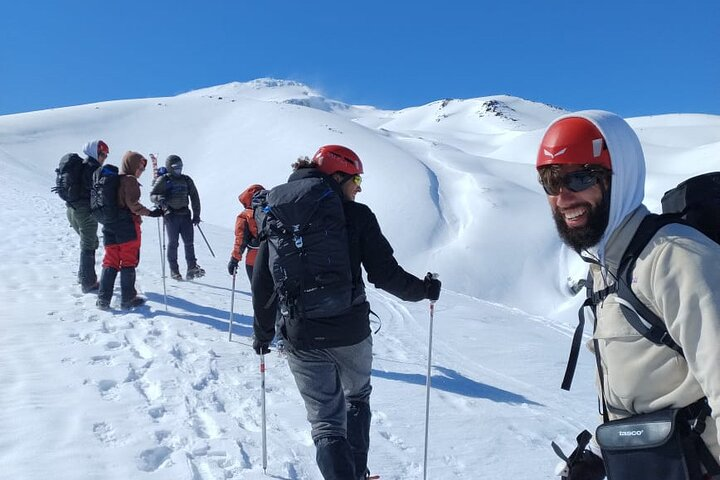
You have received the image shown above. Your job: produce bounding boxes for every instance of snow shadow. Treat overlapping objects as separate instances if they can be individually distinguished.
[371,365,541,405]
[183,279,252,297]
[143,292,254,338]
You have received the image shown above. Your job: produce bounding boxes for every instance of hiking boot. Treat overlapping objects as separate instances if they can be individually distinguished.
[79,249,98,290]
[98,267,117,308]
[186,265,205,280]
[81,281,100,294]
[171,271,182,281]
[121,297,146,310]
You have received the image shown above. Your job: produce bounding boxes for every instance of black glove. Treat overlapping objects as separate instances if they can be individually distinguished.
[148,208,164,218]
[424,272,441,301]
[192,216,201,225]
[553,430,606,480]
[565,449,605,479]
[228,257,239,275]
[253,338,271,355]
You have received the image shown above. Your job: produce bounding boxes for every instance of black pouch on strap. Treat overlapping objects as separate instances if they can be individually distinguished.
[596,408,706,480]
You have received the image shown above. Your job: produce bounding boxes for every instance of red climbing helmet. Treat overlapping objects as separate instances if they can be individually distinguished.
[97,140,109,155]
[536,117,611,170]
[312,145,364,176]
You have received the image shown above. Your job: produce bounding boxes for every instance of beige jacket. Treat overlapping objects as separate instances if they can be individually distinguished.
[589,205,720,461]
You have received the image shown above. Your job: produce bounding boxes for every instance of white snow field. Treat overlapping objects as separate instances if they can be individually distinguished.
[1,79,718,479]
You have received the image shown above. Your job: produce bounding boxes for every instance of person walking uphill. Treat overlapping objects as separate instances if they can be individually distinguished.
[97,151,162,310]
[150,154,204,281]
[536,111,720,480]
[227,183,264,281]
[65,140,109,293]
[251,145,441,480]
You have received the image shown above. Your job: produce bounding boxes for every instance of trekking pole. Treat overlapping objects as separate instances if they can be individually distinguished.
[150,153,168,311]
[228,270,237,341]
[195,223,216,257]
[260,353,268,474]
[157,217,168,310]
[423,297,437,480]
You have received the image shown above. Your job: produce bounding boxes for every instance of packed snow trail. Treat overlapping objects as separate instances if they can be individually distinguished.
[1,169,598,479]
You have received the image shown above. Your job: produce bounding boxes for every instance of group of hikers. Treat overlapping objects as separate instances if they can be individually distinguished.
[56,109,720,480]
[60,146,205,309]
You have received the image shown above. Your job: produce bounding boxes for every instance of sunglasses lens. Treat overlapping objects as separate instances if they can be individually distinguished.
[541,181,560,196]
[353,175,362,186]
[540,170,600,195]
[565,171,599,192]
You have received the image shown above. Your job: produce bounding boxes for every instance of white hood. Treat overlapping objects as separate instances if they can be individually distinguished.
[548,110,646,261]
[82,140,100,160]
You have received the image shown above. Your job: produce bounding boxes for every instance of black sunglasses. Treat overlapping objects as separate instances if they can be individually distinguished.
[539,168,607,196]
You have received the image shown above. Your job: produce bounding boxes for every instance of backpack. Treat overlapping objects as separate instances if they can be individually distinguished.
[90,164,123,224]
[254,176,353,321]
[51,153,85,203]
[561,172,720,391]
[155,174,191,211]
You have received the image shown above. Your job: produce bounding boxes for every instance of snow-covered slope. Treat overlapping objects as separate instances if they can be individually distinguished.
[1,79,718,479]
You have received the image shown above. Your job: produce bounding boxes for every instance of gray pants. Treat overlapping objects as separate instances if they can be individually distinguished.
[67,204,99,288]
[286,336,373,479]
[286,335,373,439]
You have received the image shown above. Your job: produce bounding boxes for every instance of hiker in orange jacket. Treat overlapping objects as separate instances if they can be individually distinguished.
[227,184,265,281]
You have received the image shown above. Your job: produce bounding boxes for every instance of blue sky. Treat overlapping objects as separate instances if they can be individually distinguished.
[2,0,718,117]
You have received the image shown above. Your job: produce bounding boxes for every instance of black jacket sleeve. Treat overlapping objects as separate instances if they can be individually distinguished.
[187,176,201,218]
[251,239,277,343]
[354,204,427,302]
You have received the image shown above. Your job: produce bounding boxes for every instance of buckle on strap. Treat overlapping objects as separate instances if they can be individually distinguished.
[590,282,617,304]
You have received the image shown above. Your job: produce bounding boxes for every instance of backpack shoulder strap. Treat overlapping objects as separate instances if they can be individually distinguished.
[615,213,684,356]
[561,214,685,391]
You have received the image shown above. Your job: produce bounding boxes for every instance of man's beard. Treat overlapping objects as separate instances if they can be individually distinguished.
[552,194,610,253]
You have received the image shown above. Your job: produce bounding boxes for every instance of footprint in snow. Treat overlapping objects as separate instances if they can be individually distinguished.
[93,422,118,445]
[136,446,173,472]
[89,355,111,365]
[96,379,119,399]
[148,405,166,420]
[104,340,123,351]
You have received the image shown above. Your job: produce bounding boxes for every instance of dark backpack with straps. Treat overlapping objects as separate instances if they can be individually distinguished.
[254,176,353,321]
[90,164,123,224]
[51,153,85,204]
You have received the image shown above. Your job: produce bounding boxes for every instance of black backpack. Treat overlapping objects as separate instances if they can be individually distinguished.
[90,164,123,224]
[254,176,353,321]
[51,153,85,203]
[562,172,720,391]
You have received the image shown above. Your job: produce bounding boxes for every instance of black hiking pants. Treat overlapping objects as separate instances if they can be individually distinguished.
[164,213,197,273]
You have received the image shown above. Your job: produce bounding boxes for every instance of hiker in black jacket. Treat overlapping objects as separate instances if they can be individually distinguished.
[252,145,441,480]
[66,140,109,293]
[150,154,204,280]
